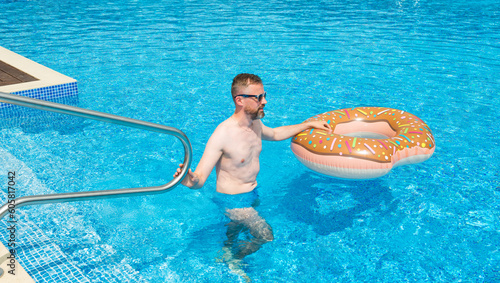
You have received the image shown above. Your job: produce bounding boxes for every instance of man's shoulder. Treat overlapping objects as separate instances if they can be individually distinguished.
[214,118,232,133]
[209,119,232,141]
[253,119,266,132]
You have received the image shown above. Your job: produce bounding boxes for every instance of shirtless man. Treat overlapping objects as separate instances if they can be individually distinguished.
[174,73,331,273]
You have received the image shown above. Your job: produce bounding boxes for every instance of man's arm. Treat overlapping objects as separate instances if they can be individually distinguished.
[174,127,225,189]
[261,120,331,141]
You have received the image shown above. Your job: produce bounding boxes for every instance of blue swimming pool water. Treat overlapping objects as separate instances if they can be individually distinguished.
[1,0,499,282]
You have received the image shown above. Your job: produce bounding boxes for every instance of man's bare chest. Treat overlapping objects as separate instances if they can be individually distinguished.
[223,130,262,163]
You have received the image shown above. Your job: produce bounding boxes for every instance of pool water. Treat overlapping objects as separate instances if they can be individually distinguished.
[1,0,499,282]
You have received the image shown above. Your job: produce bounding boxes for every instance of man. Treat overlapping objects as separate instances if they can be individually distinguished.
[174,73,331,277]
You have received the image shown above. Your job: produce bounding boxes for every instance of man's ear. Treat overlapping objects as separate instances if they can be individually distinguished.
[234,96,244,106]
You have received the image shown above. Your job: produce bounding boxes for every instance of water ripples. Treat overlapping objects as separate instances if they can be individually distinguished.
[1,0,499,282]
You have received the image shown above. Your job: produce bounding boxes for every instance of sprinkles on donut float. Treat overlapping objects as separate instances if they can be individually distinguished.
[290,107,435,179]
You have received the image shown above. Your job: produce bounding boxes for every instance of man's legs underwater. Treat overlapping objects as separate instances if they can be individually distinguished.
[214,189,273,281]
[224,207,274,259]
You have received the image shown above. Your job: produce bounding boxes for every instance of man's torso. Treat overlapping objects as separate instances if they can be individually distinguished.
[215,118,262,194]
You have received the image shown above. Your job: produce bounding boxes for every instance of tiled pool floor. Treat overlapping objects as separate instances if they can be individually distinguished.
[0,148,92,283]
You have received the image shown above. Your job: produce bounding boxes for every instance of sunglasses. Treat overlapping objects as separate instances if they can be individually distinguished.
[234,92,267,102]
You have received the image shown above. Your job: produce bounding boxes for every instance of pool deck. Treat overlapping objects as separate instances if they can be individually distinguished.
[0,243,35,283]
[0,46,76,94]
[0,60,38,87]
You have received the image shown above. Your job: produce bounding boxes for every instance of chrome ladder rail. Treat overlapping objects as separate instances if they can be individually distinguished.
[0,91,192,219]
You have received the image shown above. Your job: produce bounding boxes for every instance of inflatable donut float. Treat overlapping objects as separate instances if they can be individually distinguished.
[291,107,435,179]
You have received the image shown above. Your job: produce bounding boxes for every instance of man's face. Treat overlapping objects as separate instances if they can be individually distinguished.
[238,83,267,120]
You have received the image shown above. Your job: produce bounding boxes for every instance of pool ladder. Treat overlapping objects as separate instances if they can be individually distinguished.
[0,91,193,219]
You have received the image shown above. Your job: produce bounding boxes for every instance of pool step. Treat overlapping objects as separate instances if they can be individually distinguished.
[3,211,93,283]
[0,146,147,282]
[0,148,92,282]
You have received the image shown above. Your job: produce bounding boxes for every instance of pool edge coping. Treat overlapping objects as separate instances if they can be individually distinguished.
[0,242,36,283]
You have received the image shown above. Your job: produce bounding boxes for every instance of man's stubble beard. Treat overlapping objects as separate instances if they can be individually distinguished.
[245,106,265,120]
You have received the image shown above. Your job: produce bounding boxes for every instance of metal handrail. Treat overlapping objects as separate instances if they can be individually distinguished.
[0,91,192,219]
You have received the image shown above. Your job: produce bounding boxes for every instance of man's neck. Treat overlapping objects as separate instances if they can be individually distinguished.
[232,112,254,129]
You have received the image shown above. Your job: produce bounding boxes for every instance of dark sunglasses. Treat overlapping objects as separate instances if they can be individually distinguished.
[234,92,267,102]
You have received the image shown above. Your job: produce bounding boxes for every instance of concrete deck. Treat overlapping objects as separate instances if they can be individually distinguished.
[0,243,35,283]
